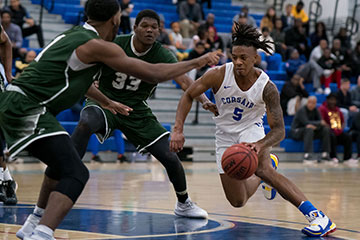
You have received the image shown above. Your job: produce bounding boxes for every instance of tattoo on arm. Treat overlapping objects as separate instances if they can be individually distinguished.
[258,81,285,148]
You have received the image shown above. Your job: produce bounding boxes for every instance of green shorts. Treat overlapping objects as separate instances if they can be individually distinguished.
[84,100,169,153]
[0,90,68,158]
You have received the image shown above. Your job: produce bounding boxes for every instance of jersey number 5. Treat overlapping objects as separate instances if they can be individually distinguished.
[112,72,141,91]
[233,107,243,121]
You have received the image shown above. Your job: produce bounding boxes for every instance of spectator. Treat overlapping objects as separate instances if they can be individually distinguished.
[271,17,287,60]
[259,27,274,55]
[260,7,276,32]
[336,78,359,127]
[281,3,294,30]
[280,74,309,116]
[14,49,36,77]
[350,76,360,108]
[232,5,257,28]
[309,22,328,49]
[1,10,25,58]
[156,15,172,47]
[285,18,309,58]
[317,48,341,94]
[319,93,353,163]
[291,1,309,26]
[185,41,207,80]
[169,21,188,61]
[309,39,328,62]
[349,111,360,161]
[286,49,305,78]
[4,0,44,47]
[200,13,215,31]
[179,0,202,38]
[290,96,331,162]
[207,26,223,52]
[119,0,134,34]
[335,27,351,50]
[331,38,352,78]
[351,41,360,77]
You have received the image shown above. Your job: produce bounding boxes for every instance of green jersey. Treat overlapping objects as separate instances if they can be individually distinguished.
[98,34,177,110]
[12,24,101,115]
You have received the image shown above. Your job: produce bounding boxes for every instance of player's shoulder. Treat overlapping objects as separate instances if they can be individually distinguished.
[205,64,226,79]
[113,34,132,46]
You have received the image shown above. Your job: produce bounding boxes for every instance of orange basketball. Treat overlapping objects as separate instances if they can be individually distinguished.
[221,143,258,180]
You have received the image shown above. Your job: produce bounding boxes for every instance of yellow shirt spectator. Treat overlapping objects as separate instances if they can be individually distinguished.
[291,5,308,23]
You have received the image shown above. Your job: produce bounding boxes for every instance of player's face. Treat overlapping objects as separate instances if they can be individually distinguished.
[109,10,121,41]
[134,17,160,46]
[231,45,257,77]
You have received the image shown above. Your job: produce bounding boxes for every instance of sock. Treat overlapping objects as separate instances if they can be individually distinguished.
[33,206,45,218]
[298,201,318,218]
[176,190,188,203]
[3,168,13,181]
[35,224,53,237]
[0,167,3,182]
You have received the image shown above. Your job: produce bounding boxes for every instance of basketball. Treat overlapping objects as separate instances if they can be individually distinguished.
[221,143,258,180]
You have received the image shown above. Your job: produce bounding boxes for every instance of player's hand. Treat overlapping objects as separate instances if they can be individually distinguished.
[241,142,263,154]
[102,100,133,116]
[6,74,14,83]
[202,102,219,116]
[170,132,185,152]
[198,51,223,68]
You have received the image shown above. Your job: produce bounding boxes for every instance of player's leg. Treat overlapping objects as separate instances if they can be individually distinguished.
[256,147,336,237]
[17,135,89,239]
[71,106,106,159]
[147,135,208,218]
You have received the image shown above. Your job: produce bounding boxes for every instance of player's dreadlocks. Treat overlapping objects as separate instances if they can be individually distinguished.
[232,22,274,55]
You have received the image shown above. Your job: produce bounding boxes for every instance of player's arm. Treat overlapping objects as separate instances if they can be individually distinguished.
[174,74,218,116]
[251,81,285,153]
[85,83,132,116]
[170,67,223,152]
[0,26,13,83]
[77,39,221,84]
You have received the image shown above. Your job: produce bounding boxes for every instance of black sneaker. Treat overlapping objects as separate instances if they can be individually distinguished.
[4,180,18,205]
[117,154,127,163]
[91,155,103,163]
[0,182,6,202]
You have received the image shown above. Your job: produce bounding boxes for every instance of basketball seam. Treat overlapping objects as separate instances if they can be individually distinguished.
[222,152,248,176]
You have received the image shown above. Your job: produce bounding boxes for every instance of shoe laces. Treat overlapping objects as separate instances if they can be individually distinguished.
[305,210,323,223]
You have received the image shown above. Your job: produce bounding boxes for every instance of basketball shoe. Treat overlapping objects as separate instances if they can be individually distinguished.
[261,154,278,200]
[302,210,336,237]
[16,214,41,239]
[174,198,208,219]
[3,180,18,205]
[24,229,55,240]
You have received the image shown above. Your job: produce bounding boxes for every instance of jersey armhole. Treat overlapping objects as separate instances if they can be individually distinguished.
[212,64,227,95]
[67,50,96,71]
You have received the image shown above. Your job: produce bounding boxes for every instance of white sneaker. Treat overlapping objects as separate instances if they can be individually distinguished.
[315,88,323,94]
[344,158,359,166]
[16,214,41,239]
[302,210,336,237]
[331,157,339,163]
[324,87,331,95]
[174,198,208,219]
[24,229,55,240]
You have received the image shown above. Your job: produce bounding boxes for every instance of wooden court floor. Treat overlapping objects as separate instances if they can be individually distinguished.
[0,160,359,239]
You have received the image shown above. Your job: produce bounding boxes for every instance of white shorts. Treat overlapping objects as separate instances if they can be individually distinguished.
[215,124,265,174]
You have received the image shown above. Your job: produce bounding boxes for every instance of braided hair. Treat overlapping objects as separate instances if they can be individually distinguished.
[232,22,273,55]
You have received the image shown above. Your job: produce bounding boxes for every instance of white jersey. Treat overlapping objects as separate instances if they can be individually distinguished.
[213,63,269,133]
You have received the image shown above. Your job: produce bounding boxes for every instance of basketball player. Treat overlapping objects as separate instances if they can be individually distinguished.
[0,0,220,239]
[0,25,18,206]
[170,23,336,237]
[71,10,216,219]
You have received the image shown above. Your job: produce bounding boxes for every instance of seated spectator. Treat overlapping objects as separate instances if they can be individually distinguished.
[4,0,44,47]
[331,38,352,78]
[290,96,331,163]
[157,15,172,47]
[280,74,309,116]
[169,21,189,61]
[291,1,309,33]
[319,93,354,163]
[232,5,257,28]
[295,52,323,93]
[185,41,207,80]
[351,76,360,108]
[285,18,309,58]
[351,41,360,77]
[349,111,360,162]
[1,10,26,58]
[271,17,287,60]
[336,78,359,128]
[281,3,294,30]
[309,22,328,49]
[179,0,202,38]
[207,26,223,53]
[259,27,274,55]
[309,39,328,62]
[286,49,305,78]
[119,0,134,34]
[15,49,36,77]
[335,27,351,50]
[317,48,341,94]
[260,7,276,32]
[200,13,215,31]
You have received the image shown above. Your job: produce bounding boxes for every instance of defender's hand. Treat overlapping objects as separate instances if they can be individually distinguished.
[102,100,133,116]
[170,132,185,152]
